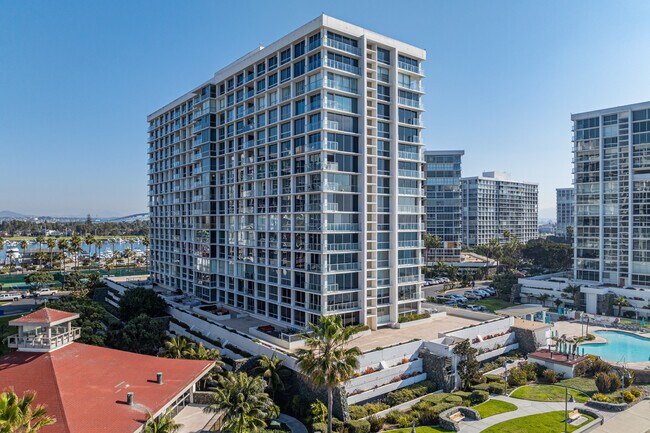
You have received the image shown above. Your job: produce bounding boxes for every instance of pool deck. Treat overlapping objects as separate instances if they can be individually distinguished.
[551,321,650,370]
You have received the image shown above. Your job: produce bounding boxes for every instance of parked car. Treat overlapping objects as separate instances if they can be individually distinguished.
[465,304,488,312]
[444,300,464,307]
[473,289,491,298]
[448,294,468,303]
[32,289,58,297]
[462,292,481,300]
[0,292,20,302]
[440,277,450,283]
[434,295,452,303]
[482,287,496,296]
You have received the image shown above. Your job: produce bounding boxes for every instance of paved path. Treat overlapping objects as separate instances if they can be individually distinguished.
[278,414,308,433]
[590,399,650,433]
[458,395,612,433]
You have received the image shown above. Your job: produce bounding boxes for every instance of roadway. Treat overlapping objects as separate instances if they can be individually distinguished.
[0,293,69,316]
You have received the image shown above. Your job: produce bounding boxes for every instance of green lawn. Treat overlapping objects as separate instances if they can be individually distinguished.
[474,399,518,418]
[480,411,594,433]
[559,377,598,396]
[385,427,451,433]
[473,298,516,312]
[510,385,590,403]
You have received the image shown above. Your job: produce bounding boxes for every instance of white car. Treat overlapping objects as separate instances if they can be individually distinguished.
[0,292,20,302]
[33,289,58,297]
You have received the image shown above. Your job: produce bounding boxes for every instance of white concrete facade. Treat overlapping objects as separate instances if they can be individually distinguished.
[147,15,427,330]
[461,171,538,246]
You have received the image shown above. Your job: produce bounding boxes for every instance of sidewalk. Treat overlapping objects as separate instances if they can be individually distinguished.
[458,395,613,433]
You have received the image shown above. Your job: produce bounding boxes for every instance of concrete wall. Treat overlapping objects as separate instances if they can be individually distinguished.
[356,340,423,368]
[345,359,423,392]
[446,317,514,340]
[527,356,575,378]
[347,373,427,405]
[476,343,519,362]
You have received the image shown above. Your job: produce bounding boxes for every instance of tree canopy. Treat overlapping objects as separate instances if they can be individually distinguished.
[118,288,168,322]
[47,297,109,346]
[108,314,166,355]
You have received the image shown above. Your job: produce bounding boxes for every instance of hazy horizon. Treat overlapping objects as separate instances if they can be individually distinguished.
[2,0,650,216]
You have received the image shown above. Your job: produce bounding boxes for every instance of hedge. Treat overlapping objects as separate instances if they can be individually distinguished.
[345,420,371,433]
[385,380,436,406]
[470,390,489,404]
[398,312,431,323]
[312,423,327,433]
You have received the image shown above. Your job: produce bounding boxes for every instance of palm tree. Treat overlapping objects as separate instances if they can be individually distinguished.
[95,239,103,261]
[563,284,582,309]
[46,238,56,268]
[295,316,361,433]
[161,336,194,359]
[254,355,284,399]
[613,296,630,317]
[69,236,82,270]
[143,410,181,433]
[57,239,68,270]
[19,240,28,273]
[0,388,56,432]
[124,248,133,269]
[538,293,550,307]
[143,235,150,265]
[0,237,4,266]
[203,372,277,433]
[84,234,95,259]
[35,235,45,266]
[185,343,225,389]
[424,233,442,265]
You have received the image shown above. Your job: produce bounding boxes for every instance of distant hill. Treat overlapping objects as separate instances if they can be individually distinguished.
[0,210,32,219]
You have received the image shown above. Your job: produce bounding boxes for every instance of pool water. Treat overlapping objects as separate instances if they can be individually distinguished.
[581,331,650,363]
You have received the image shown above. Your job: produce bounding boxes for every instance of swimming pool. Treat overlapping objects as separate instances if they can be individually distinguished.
[581,331,650,363]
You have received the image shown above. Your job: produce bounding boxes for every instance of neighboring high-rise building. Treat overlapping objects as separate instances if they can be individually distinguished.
[147,15,426,330]
[572,101,650,288]
[461,171,538,246]
[556,187,575,238]
[424,150,463,263]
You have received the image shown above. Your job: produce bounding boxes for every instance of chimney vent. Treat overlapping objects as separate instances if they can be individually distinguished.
[126,392,134,406]
[157,372,163,385]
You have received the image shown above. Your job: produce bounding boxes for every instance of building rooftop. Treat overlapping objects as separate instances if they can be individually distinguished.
[513,317,551,330]
[9,308,79,326]
[0,342,214,433]
[528,349,588,366]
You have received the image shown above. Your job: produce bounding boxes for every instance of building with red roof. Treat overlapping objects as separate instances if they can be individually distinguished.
[0,308,215,433]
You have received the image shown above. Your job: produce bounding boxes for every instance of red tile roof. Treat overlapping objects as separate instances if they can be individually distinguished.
[9,308,79,325]
[0,343,214,433]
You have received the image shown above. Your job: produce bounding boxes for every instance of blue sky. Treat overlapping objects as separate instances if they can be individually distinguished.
[1,0,650,218]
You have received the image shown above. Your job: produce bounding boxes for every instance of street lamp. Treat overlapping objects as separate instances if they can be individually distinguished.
[564,386,569,433]
[503,362,509,395]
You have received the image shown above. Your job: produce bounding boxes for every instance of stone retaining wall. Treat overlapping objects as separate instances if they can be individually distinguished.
[438,407,480,432]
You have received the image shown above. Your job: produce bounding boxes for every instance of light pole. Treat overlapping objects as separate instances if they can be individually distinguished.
[564,386,568,433]
[503,362,509,395]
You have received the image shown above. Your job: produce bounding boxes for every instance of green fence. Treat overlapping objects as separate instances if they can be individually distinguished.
[0,267,149,289]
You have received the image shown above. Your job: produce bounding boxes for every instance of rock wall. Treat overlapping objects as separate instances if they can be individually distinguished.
[420,350,455,392]
[510,284,522,303]
[511,327,538,354]
[284,368,349,421]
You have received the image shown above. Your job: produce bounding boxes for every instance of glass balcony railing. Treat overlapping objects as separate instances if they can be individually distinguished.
[398,205,425,214]
[398,61,424,75]
[398,240,424,248]
[398,169,425,179]
[322,262,360,272]
[324,79,358,94]
[324,243,361,252]
[398,97,423,109]
[324,37,361,56]
[326,301,360,312]
[398,151,423,161]
[398,257,424,266]
[398,81,424,92]
[325,58,360,75]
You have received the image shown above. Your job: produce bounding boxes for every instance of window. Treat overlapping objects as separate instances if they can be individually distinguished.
[280,48,291,65]
[280,104,291,120]
[268,73,278,88]
[378,66,390,83]
[269,108,278,124]
[268,56,277,71]
[378,85,391,102]
[377,47,390,65]
[308,32,321,50]
[294,41,305,57]
[295,99,305,115]
[257,63,265,76]
[256,79,266,93]
[378,122,390,138]
[280,67,291,83]
[378,103,390,120]
[294,60,305,77]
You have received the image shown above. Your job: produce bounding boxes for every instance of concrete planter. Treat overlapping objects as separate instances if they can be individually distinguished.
[346,372,427,405]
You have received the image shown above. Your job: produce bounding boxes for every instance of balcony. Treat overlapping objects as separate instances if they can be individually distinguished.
[325,58,360,75]
[326,301,360,312]
[398,205,425,214]
[398,257,424,266]
[7,328,81,351]
[322,262,360,272]
[325,243,361,252]
[398,61,424,75]
[324,79,358,94]
[398,97,423,109]
[398,151,423,161]
[398,240,424,248]
[324,37,361,56]
[398,81,424,92]
[398,169,425,179]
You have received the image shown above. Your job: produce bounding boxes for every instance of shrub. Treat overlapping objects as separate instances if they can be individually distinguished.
[542,369,558,384]
[421,393,449,404]
[471,383,491,392]
[345,420,371,433]
[594,372,612,393]
[484,374,502,383]
[443,395,464,405]
[470,390,489,404]
[367,415,384,433]
[453,391,472,399]
[589,357,611,376]
[348,406,368,420]
[332,419,344,433]
[312,423,327,433]
[520,362,538,381]
[585,333,596,341]
[623,370,635,387]
[384,410,405,425]
[622,391,636,404]
[609,373,622,392]
[507,368,528,387]
[414,407,439,425]
[362,402,389,416]
[431,402,456,414]
[630,387,642,398]
[385,381,435,406]
[592,393,611,402]
[398,312,431,323]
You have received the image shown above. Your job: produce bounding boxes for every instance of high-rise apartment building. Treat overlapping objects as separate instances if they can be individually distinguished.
[461,172,538,246]
[556,187,575,238]
[147,15,426,330]
[572,102,650,288]
[424,150,463,262]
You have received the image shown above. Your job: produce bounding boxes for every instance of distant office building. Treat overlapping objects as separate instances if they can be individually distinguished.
[556,187,575,238]
[461,172,538,246]
[147,15,427,329]
[572,101,650,289]
[424,150,463,262]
